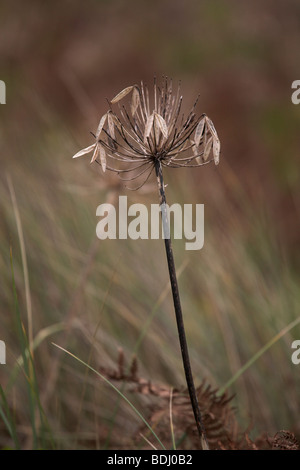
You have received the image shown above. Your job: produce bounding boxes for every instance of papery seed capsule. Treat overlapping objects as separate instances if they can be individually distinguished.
[194,116,206,147]
[107,112,116,140]
[203,136,213,161]
[154,112,168,139]
[206,117,218,139]
[213,138,220,165]
[99,144,107,172]
[131,86,140,116]
[72,144,96,159]
[96,113,107,140]
[111,86,134,104]
[144,113,154,143]
[90,144,99,164]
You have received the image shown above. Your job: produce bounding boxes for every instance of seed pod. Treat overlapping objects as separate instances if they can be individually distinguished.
[154,112,168,139]
[144,113,154,143]
[213,138,220,165]
[190,139,201,164]
[131,86,140,116]
[107,112,115,140]
[194,116,206,147]
[111,86,134,104]
[90,144,99,163]
[99,144,107,172]
[72,144,96,159]
[96,113,107,140]
[203,136,213,161]
[110,112,122,132]
[206,117,218,139]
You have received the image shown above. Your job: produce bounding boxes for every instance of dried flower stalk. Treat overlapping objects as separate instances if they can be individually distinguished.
[73,77,221,450]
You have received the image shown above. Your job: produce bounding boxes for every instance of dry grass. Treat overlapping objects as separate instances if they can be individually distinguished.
[1,0,300,450]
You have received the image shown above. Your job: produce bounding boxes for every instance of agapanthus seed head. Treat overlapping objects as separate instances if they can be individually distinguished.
[73,77,221,188]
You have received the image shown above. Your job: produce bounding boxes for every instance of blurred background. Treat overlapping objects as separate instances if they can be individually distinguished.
[0,0,299,449]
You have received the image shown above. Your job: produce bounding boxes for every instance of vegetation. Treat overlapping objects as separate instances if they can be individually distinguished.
[0,0,299,450]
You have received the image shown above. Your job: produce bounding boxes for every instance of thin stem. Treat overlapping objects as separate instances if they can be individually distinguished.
[155,160,209,450]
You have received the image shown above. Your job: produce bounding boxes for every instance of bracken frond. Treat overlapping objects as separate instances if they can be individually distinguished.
[97,351,300,450]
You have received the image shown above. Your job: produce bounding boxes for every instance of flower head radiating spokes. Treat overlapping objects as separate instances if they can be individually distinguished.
[73,77,220,189]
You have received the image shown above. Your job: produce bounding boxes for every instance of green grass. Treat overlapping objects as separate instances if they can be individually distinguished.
[1,250,54,449]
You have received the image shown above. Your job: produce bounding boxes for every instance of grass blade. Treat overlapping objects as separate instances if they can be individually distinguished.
[0,386,20,449]
[52,342,166,450]
[218,316,300,396]
[10,248,54,449]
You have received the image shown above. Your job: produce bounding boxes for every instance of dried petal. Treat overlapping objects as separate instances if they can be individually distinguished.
[131,86,140,116]
[99,144,107,172]
[111,86,134,104]
[144,113,154,142]
[90,144,99,163]
[194,116,206,147]
[74,78,221,183]
[213,138,220,165]
[203,136,213,161]
[154,112,168,139]
[96,113,107,140]
[72,144,96,159]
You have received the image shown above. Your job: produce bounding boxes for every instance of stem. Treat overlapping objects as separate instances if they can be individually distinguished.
[155,161,209,450]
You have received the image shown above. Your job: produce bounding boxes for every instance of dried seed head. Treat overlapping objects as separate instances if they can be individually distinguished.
[72,77,221,188]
